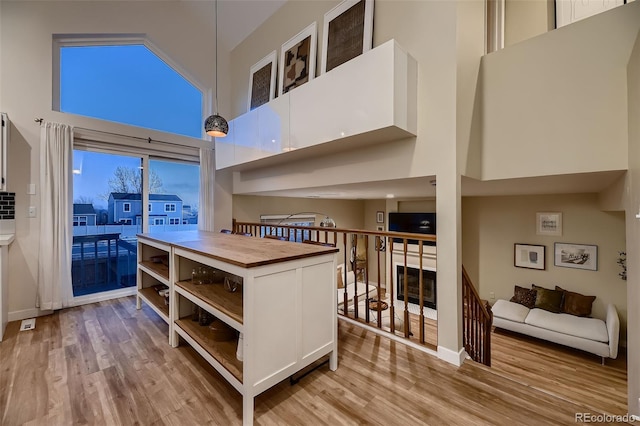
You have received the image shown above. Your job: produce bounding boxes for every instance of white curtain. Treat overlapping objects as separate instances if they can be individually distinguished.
[199,148,216,231]
[38,122,74,310]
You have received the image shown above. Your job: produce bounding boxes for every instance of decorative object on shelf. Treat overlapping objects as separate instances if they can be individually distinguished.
[208,318,236,341]
[536,212,562,236]
[376,211,384,223]
[248,50,277,111]
[514,243,546,270]
[554,242,598,271]
[617,251,626,280]
[204,0,228,138]
[224,276,240,293]
[236,332,244,361]
[321,0,374,73]
[279,22,317,95]
[198,308,214,326]
[150,254,169,266]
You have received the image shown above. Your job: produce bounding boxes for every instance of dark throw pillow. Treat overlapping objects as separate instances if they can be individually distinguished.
[510,285,537,309]
[533,286,564,313]
[555,286,596,317]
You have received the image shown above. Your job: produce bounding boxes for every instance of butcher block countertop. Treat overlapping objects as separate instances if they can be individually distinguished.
[137,231,338,268]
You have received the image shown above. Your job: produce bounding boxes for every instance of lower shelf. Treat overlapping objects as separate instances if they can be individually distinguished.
[138,287,170,323]
[175,318,243,383]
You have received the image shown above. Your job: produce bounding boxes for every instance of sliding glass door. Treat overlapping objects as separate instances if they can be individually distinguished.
[71,150,142,297]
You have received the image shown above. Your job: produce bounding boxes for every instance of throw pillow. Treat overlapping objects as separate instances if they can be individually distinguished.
[510,285,537,309]
[555,286,596,317]
[533,286,564,313]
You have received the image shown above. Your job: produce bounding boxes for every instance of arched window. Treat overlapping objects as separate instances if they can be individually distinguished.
[54,37,203,138]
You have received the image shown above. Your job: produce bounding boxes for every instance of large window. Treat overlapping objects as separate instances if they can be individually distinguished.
[56,40,203,138]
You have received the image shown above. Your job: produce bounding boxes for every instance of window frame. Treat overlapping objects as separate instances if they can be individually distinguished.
[165,203,176,212]
[52,34,208,138]
[123,202,131,212]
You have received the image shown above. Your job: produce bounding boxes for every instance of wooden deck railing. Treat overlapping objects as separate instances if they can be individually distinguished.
[233,220,439,350]
[462,266,493,366]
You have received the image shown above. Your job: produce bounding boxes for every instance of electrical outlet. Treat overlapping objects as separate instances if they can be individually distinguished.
[490,292,495,300]
[28,206,36,218]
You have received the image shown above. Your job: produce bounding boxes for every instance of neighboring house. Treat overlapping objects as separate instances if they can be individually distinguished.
[107,193,183,225]
[72,203,97,226]
[182,204,198,225]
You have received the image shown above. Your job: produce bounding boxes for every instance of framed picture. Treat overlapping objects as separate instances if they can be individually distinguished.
[376,211,384,223]
[279,22,317,95]
[554,243,598,271]
[320,0,374,74]
[536,212,562,236]
[248,50,277,111]
[514,244,546,270]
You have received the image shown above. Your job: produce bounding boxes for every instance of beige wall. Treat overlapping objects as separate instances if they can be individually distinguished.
[462,193,627,334]
[504,0,554,47]
[0,1,219,318]
[481,4,640,181]
[625,31,640,418]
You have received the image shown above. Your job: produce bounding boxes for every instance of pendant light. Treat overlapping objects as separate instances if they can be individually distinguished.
[204,0,228,138]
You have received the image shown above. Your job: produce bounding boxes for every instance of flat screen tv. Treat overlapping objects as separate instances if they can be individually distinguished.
[388,212,436,245]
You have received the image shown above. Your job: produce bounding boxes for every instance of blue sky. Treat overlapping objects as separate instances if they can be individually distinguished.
[65,45,201,210]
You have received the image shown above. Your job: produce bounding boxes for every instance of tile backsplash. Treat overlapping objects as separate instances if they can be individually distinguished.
[0,192,15,234]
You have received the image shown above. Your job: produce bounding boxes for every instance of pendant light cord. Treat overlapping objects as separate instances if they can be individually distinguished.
[214,0,219,115]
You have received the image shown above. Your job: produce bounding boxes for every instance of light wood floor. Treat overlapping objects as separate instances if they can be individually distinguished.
[0,296,634,425]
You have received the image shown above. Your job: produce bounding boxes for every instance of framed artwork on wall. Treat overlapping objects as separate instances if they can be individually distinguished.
[248,50,277,111]
[536,212,562,236]
[554,243,598,271]
[320,0,374,74]
[514,243,546,270]
[279,22,317,95]
[376,211,384,223]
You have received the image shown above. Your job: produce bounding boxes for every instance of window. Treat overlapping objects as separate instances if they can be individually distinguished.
[123,202,131,212]
[148,204,152,212]
[55,38,204,138]
[259,214,316,242]
[165,203,176,212]
[169,218,180,225]
[119,218,133,225]
[154,218,165,225]
[72,216,87,226]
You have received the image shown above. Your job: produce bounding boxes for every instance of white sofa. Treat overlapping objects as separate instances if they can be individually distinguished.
[492,299,619,362]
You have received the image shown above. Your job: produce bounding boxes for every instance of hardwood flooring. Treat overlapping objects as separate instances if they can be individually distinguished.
[0,296,633,425]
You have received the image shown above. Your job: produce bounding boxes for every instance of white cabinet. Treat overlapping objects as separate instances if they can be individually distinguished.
[556,0,624,28]
[137,231,338,425]
[1,113,8,191]
[0,234,14,341]
[216,39,417,170]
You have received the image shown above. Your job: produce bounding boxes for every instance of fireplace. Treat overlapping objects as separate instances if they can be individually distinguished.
[396,265,436,309]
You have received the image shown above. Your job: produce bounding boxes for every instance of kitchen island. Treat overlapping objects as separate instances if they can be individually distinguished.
[137,231,338,425]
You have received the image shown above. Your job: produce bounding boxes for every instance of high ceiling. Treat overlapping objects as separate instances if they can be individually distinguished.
[218,0,286,50]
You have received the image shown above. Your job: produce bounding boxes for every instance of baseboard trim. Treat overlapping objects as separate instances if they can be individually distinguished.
[437,345,467,367]
[8,307,52,322]
[70,287,136,307]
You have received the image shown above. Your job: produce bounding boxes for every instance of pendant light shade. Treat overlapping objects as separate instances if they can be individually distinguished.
[205,0,228,138]
[205,114,228,137]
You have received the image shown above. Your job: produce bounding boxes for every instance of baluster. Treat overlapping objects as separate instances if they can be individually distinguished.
[342,233,349,316]
[418,240,424,344]
[352,234,359,320]
[376,235,382,328]
[403,238,409,338]
[364,235,370,324]
[389,237,395,333]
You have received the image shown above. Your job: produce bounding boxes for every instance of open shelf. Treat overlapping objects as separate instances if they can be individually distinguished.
[139,260,169,283]
[175,317,243,383]
[138,286,169,323]
[175,280,243,326]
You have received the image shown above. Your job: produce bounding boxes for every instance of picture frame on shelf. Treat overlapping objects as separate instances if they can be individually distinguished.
[321,0,374,74]
[536,212,562,236]
[554,243,598,271]
[248,50,277,111]
[514,243,546,270]
[279,22,317,95]
[376,211,384,223]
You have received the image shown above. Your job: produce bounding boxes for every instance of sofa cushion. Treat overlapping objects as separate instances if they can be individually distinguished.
[525,308,609,343]
[555,286,595,317]
[492,299,530,323]
[510,285,537,309]
[533,286,563,313]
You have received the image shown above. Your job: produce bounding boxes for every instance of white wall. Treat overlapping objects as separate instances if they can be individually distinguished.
[462,193,627,334]
[0,1,221,318]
